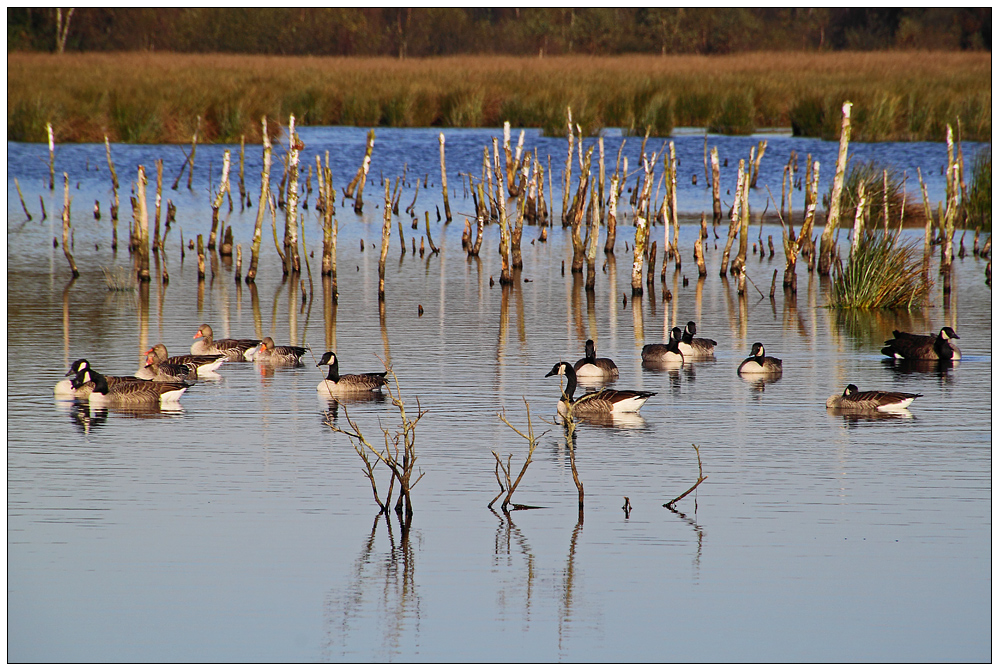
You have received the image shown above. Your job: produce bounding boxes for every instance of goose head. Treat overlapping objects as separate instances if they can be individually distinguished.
[584,339,596,361]
[194,323,213,341]
[66,359,91,377]
[260,337,276,352]
[844,384,859,397]
[545,362,571,378]
[939,326,960,340]
[685,321,698,336]
[317,351,337,367]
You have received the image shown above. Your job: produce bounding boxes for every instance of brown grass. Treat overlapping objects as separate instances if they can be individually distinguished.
[7,51,991,143]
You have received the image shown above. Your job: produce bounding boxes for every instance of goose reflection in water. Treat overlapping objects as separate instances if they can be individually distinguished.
[58,400,109,435]
[827,406,915,426]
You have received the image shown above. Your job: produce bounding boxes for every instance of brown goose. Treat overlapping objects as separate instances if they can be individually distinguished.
[56,359,145,399]
[737,342,782,374]
[826,384,921,412]
[641,327,686,366]
[251,337,308,365]
[316,352,387,396]
[545,361,655,416]
[881,327,961,361]
[573,339,619,380]
[64,359,189,406]
[137,343,225,380]
[191,323,260,361]
[679,321,717,358]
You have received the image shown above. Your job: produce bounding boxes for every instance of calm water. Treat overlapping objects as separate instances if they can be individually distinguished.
[7,128,992,662]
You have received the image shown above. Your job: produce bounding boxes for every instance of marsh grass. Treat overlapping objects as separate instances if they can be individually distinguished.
[964,147,991,231]
[7,51,990,143]
[830,160,907,230]
[830,231,930,309]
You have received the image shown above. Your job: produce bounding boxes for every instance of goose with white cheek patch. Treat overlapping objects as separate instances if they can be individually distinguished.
[641,327,686,366]
[826,384,921,412]
[679,321,717,358]
[65,359,189,406]
[881,327,960,361]
[737,342,782,374]
[573,339,619,381]
[545,361,655,416]
[316,351,388,396]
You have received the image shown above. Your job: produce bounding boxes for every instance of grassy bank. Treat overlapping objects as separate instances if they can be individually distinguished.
[7,51,991,144]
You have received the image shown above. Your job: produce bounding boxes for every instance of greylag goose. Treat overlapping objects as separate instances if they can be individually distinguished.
[145,343,225,378]
[191,323,260,361]
[316,352,388,395]
[641,327,686,366]
[826,384,921,412]
[251,337,308,365]
[881,327,961,361]
[738,342,783,374]
[545,361,655,416]
[679,321,717,358]
[573,339,619,380]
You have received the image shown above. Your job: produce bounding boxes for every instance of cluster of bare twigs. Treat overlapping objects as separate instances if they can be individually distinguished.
[326,359,425,517]
[492,399,550,512]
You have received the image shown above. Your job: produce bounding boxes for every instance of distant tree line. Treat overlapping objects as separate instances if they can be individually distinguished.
[7,8,992,56]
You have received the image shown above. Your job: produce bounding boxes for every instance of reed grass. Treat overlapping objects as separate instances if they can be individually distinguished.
[830,231,930,309]
[828,160,907,230]
[964,147,991,231]
[7,51,990,143]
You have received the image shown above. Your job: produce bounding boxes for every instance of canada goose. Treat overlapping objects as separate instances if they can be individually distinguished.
[826,384,921,413]
[545,361,655,416]
[573,339,619,379]
[251,337,308,365]
[137,344,225,381]
[679,321,717,358]
[316,351,387,395]
[65,359,189,405]
[55,359,145,399]
[737,342,783,374]
[641,327,686,366]
[881,327,961,361]
[191,323,260,361]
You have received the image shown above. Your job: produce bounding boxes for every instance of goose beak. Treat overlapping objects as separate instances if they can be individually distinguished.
[193,330,202,339]
[145,354,153,366]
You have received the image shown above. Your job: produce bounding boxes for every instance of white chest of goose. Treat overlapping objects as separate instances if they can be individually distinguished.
[573,339,619,381]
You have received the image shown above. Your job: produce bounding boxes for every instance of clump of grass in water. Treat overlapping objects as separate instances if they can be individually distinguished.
[101,265,137,292]
[831,231,930,309]
[964,147,991,231]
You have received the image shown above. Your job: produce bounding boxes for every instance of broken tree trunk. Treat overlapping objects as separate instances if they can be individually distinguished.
[439,132,452,222]
[61,173,79,278]
[209,149,231,251]
[245,117,271,284]
[819,101,852,276]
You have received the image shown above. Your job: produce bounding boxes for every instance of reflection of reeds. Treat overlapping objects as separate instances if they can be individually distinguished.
[8,52,989,143]
[101,265,137,292]
[830,232,930,309]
